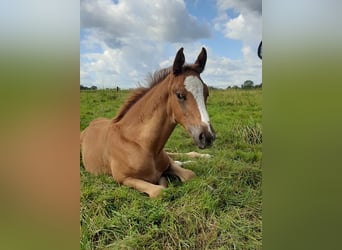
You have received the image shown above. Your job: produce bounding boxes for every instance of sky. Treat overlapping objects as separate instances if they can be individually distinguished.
[80,0,262,89]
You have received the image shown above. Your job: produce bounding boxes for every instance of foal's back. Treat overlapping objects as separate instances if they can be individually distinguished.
[81,118,113,175]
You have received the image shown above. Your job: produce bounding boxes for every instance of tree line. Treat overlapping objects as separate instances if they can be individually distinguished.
[81,81,261,91]
[80,85,97,90]
[227,80,262,89]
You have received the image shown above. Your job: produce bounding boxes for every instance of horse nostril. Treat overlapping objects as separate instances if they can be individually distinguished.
[207,134,213,146]
[199,132,205,144]
[199,132,214,147]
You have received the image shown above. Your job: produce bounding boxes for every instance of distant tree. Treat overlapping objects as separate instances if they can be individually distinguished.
[254,83,262,89]
[241,80,254,89]
[90,85,97,90]
[80,85,89,90]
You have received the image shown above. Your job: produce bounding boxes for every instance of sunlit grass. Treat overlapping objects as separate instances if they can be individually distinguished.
[80,88,262,249]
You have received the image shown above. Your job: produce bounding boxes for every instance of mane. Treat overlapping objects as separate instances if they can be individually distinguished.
[112,67,171,122]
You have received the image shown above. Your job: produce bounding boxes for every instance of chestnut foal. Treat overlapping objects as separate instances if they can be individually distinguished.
[81,48,215,197]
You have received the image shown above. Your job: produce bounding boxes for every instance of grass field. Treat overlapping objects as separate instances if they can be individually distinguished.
[80,88,262,249]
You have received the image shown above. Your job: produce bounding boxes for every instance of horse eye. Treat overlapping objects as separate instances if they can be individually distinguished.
[176,92,186,101]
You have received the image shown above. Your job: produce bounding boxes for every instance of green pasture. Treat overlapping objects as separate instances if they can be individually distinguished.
[80,88,262,249]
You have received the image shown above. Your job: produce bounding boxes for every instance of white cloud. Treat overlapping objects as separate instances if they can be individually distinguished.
[80,0,212,88]
[203,51,261,88]
[210,0,262,87]
[224,14,245,39]
[217,0,262,15]
[215,0,262,44]
[242,45,251,57]
[81,0,210,45]
[80,0,262,89]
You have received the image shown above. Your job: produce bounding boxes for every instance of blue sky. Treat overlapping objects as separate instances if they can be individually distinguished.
[80,0,262,89]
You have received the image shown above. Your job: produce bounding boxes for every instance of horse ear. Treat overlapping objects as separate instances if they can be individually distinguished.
[173,47,185,75]
[194,47,207,73]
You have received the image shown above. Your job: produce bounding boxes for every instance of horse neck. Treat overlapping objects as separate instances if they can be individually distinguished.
[117,77,176,153]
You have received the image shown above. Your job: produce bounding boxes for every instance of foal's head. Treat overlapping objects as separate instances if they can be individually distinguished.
[168,48,215,149]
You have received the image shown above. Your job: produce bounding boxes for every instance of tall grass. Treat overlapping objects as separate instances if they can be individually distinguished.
[80,88,262,249]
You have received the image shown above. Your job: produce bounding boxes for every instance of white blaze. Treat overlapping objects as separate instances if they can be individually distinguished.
[184,76,213,134]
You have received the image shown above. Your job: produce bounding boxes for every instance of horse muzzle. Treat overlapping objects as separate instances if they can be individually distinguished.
[190,125,216,149]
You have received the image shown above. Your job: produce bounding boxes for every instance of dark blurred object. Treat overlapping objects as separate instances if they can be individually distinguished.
[258,41,262,59]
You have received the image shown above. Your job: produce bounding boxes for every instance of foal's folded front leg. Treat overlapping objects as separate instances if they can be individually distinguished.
[122,177,166,198]
[158,176,168,188]
[165,160,196,182]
